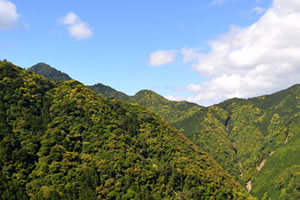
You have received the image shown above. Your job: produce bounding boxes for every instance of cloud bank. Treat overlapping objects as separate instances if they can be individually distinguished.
[60,12,93,40]
[167,0,300,106]
[0,0,20,30]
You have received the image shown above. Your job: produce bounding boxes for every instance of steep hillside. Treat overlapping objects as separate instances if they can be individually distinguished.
[28,63,72,81]
[28,62,300,199]
[91,81,300,199]
[173,85,300,199]
[0,61,252,199]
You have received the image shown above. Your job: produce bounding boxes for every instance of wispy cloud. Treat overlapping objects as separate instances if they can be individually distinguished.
[0,0,20,30]
[59,12,93,40]
[148,50,177,66]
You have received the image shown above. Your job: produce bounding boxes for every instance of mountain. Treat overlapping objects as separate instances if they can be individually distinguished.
[172,85,300,199]
[28,63,203,125]
[28,62,72,81]
[87,83,130,101]
[127,90,202,124]
[88,82,300,199]
[29,62,300,199]
[0,61,252,199]
[87,85,202,124]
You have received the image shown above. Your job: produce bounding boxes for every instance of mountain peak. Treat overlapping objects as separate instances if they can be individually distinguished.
[28,62,72,81]
[135,89,161,97]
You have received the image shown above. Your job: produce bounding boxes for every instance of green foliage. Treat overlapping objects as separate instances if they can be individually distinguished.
[87,83,130,101]
[30,62,300,200]
[0,61,251,199]
[172,86,300,200]
[86,86,202,125]
[28,63,72,81]
[128,90,202,124]
[251,117,300,199]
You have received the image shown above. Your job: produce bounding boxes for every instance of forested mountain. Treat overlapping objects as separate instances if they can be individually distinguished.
[85,86,203,125]
[28,63,203,125]
[0,61,252,199]
[28,63,72,81]
[173,86,300,199]
[29,62,300,199]
[125,86,300,199]
[88,83,130,102]
[85,81,300,199]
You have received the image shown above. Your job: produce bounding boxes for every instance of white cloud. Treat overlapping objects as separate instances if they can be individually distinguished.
[181,48,202,63]
[175,0,300,106]
[165,95,186,102]
[148,50,177,66]
[60,12,93,40]
[0,0,20,30]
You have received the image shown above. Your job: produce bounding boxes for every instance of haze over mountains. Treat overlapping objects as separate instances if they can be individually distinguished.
[28,62,300,200]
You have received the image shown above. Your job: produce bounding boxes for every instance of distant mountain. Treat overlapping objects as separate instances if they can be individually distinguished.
[29,62,300,199]
[28,62,72,81]
[29,63,203,125]
[88,86,202,124]
[89,81,300,199]
[0,61,252,199]
[128,90,202,124]
[87,83,130,101]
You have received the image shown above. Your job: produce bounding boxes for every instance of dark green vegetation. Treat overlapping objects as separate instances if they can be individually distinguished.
[88,83,130,102]
[29,62,300,199]
[124,87,300,200]
[178,86,300,199]
[28,63,72,81]
[0,61,253,199]
[87,79,300,200]
[87,85,202,125]
[28,64,203,125]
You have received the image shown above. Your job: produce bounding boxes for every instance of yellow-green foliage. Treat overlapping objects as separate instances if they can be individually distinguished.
[172,85,300,200]
[28,61,300,200]
[0,61,252,200]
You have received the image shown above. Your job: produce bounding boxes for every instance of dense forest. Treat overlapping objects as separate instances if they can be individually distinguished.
[28,62,300,200]
[0,61,254,199]
[28,63,72,82]
[100,86,300,200]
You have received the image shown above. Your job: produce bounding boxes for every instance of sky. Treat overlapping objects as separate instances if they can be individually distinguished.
[1,0,300,106]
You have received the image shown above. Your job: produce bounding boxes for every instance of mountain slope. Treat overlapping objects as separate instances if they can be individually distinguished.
[173,85,300,199]
[0,61,252,199]
[91,81,300,199]
[87,85,202,124]
[28,62,299,199]
[87,83,130,101]
[128,90,202,124]
[28,63,203,125]
[28,62,72,81]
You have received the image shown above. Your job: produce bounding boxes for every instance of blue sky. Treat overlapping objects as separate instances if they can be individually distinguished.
[2,0,300,105]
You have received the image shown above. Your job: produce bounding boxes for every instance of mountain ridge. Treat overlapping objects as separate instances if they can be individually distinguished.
[1,60,253,199]
[28,62,300,199]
